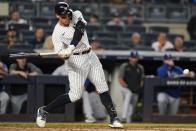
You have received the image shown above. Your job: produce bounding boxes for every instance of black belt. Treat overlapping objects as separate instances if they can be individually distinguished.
[73,48,91,55]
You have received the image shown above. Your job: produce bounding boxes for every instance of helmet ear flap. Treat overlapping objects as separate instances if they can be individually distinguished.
[67,9,72,20]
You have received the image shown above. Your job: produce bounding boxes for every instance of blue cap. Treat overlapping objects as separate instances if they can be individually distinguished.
[164,54,173,60]
[130,51,139,58]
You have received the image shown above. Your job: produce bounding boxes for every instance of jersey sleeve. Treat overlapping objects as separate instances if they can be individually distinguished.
[72,10,87,25]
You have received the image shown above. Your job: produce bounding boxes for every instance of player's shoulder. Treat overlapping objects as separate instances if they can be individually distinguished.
[157,64,167,71]
[138,64,144,70]
[120,62,129,68]
[27,63,36,67]
[174,66,183,72]
[72,10,83,17]
[52,23,64,36]
[72,10,84,20]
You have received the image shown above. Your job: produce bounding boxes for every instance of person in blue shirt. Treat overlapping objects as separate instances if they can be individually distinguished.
[157,54,183,115]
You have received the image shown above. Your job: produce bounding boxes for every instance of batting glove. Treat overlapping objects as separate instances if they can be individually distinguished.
[58,45,75,58]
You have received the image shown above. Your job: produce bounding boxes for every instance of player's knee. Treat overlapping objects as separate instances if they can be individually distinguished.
[157,93,167,103]
[69,92,82,102]
[0,92,10,102]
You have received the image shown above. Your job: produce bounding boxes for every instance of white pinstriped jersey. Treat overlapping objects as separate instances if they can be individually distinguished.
[51,10,108,102]
[52,10,91,54]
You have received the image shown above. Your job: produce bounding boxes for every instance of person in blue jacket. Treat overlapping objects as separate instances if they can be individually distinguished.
[157,54,183,115]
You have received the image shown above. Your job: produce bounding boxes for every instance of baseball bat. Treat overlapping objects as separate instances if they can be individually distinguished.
[10,52,58,58]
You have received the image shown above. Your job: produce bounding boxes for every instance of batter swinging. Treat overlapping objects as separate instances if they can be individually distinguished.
[36,2,123,128]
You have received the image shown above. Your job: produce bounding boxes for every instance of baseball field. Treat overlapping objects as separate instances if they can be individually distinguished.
[0,123,196,131]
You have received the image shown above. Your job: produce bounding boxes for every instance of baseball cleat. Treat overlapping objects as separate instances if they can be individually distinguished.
[109,117,123,128]
[85,117,96,123]
[36,106,48,128]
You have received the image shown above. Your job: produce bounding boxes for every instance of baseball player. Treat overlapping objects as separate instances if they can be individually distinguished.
[157,54,183,115]
[36,2,123,128]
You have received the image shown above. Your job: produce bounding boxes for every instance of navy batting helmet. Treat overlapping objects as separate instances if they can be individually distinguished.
[55,2,72,19]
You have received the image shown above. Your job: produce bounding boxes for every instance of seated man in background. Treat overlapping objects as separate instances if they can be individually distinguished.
[3,24,21,48]
[9,58,42,114]
[29,28,45,49]
[157,54,183,115]
[167,36,184,52]
[107,13,125,26]
[130,32,142,49]
[119,51,144,123]
[0,60,9,114]
[88,14,100,26]
[8,10,27,25]
[90,36,103,51]
[125,12,142,26]
[151,32,173,52]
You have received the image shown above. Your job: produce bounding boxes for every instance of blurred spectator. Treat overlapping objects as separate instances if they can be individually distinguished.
[167,37,184,52]
[126,12,142,26]
[107,13,125,26]
[119,51,144,123]
[157,54,183,115]
[88,14,100,25]
[132,0,143,4]
[29,28,45,48]
[108,0,124,4]
[90,37,103,50]
[8,10,27,25]
[187,14,196,40]
[130,32,142,49]
[2,24,21,48]
[151,32,173,52]
[9,58,42,114]
[43,36,54,49]
[0,61,9,114]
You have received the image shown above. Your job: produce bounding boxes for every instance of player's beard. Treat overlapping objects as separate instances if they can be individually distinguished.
[59,17,70,27]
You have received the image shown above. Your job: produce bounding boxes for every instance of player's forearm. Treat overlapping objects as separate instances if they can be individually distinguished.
[70,20,85,47]
[29,72,39,76]
[10,70,23,75]
[0,69,8,76]
[119,78,127,88]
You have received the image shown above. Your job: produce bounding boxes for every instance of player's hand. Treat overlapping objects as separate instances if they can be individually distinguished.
[58,45,75,59]
[75,20,85,34]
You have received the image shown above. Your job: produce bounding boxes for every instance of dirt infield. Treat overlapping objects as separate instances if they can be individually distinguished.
[0,123,196,131]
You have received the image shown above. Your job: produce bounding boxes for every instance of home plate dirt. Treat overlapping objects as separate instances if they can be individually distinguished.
[0,123,196,131]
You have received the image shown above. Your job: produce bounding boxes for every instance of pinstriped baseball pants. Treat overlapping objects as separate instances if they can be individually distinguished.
[66,50,109,102]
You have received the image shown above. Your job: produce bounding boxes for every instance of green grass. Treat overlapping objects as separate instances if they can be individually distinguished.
[0,122,196,128]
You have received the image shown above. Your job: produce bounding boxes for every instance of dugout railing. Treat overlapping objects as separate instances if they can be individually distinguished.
[1,76,196,122]
[143,77,196,123]
[0,75,75,122]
